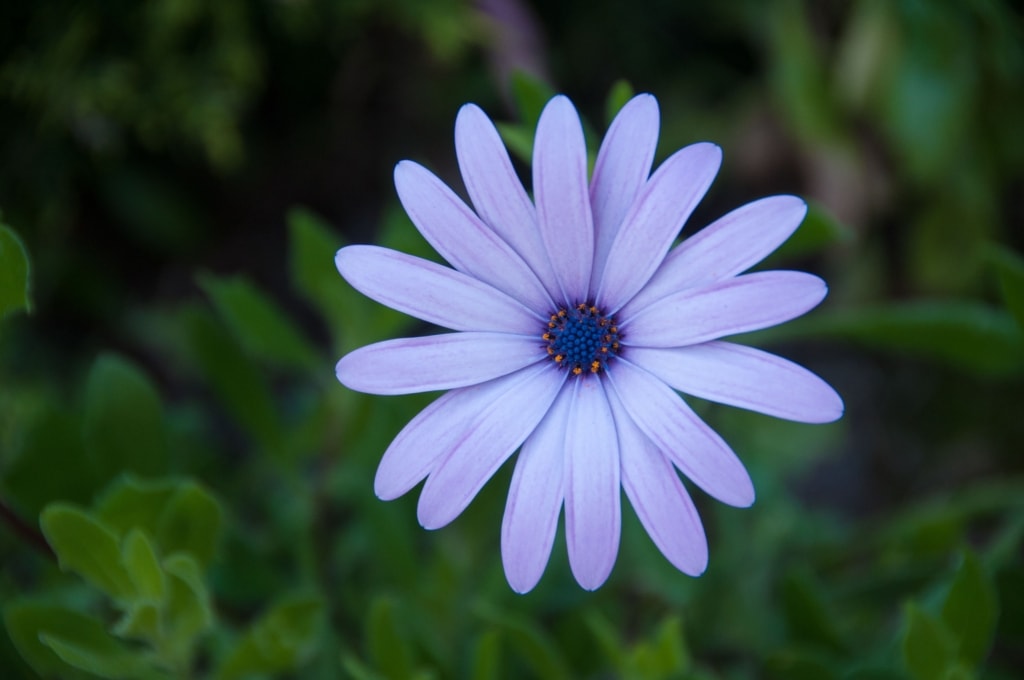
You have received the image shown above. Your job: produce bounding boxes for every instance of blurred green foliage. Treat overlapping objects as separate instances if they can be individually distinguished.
[2,0,1024,678]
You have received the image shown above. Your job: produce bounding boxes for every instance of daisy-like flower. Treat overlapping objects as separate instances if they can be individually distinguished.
[335,94,843,593]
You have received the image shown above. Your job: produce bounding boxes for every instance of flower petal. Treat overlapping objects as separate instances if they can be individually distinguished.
[622,271,827,347]
[627,342,844,423]
[589,94,660,287]
[564,378,621,590]
[624,196,808,313]
[455,104,560,297]
[394,161,553,312]
[501,381,572,593]
[417,363,566,530]
[533,95,594,303]
[336,245,540,333]
[606,386,707,576]
[598,143,722,313]
[606,359,754,507]
[337,332,542,395]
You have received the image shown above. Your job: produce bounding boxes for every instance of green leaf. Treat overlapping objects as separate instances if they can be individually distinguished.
[83,354,169,485]
[495,122,534,166]
[162,553,214,662]
[509,70,555,131]
[180,304,283,453]
[41,631,154,679]
[40,503,136,600]
[0,222,32,317]
[122,529,166,602]
[470,630,502,680]
[604,79,636,126]
[198,272,321,372]
[113,601,162,642]
[287,207,349,343]
[475,605,571,680]
[367,596,415,680]
[2,409,95,516]
[778,302,1024,377]
[903,603,957,680]
[781,569,847,653]
[941,549,998,667]
[988,244,1024,332]
[216,593,325,680]
[156,481,223,568]
[3,602,104,679]
[765,201,855,263]
[637,616,689,676]
[95,476,179,539]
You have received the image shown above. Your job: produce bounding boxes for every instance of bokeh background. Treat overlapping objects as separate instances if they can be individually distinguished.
[2,0,1023,678]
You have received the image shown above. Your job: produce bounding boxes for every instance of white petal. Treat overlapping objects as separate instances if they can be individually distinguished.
[627,342,844,423]
[623,196,808,313]
[337,332,542,395]
[501,382,572,593]
[416,363,566,529]
[455,104,560,298]
[598,143,722,313]
[606,386,707,575]
[622,271,827,347]
[564,378,621,590]
[336,245,541,333]
[394,161,553,312]
[533,95,594,303]
[606,360,754,507]
[589,94,660,287]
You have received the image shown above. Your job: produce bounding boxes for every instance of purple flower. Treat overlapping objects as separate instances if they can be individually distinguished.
[335,94,843,593]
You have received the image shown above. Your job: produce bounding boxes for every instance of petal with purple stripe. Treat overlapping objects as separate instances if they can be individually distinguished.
[627,342,844,424]
[417,363,566,530]
[606,359,754,507]
[564,378,621,590]
[625,196,808,312]
[336,245,540,333]
[533,95,594,303]
[589,94,660,287]
[606,386,707,575]
[598,143,722,313]
[622,271,827,347]
[455,104,560,297]
[501,381,572,593]
[394,161,553,312]
[337,332,542,395]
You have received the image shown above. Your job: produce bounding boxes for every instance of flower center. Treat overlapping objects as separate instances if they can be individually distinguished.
[543,303,621,376]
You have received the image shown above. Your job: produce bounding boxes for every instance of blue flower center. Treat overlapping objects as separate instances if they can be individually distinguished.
[543,303,621,376]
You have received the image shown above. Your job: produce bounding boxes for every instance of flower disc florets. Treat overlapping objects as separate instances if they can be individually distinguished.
[543,303,621,376]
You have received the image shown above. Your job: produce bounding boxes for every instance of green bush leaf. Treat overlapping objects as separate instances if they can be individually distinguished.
[781,301,1024,376]
[95,476,178,539]
[41,630,153,679]
[216,592,325,679]
[40,503,136,601]
[475,605,571,680]
[903,603,956,680]
[156,481,223,568]
[162,553,214,663]
[941,549,998,667]
[781,569,847,653]
[367,596,415,680]
[3,602,106,680]
[199,272,320,372]
[470,630,502,680]
[2,409,95,516]
[180,304,283,453]
[509,70,555,131]
[604,79,636,125]
[83,354,169,485]
[0,223,31,317]
[122,529,166,602]
[287,207,349,343]
[988,244,1024,332]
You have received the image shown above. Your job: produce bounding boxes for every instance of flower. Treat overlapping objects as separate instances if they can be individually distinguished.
[334,93,843,593]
